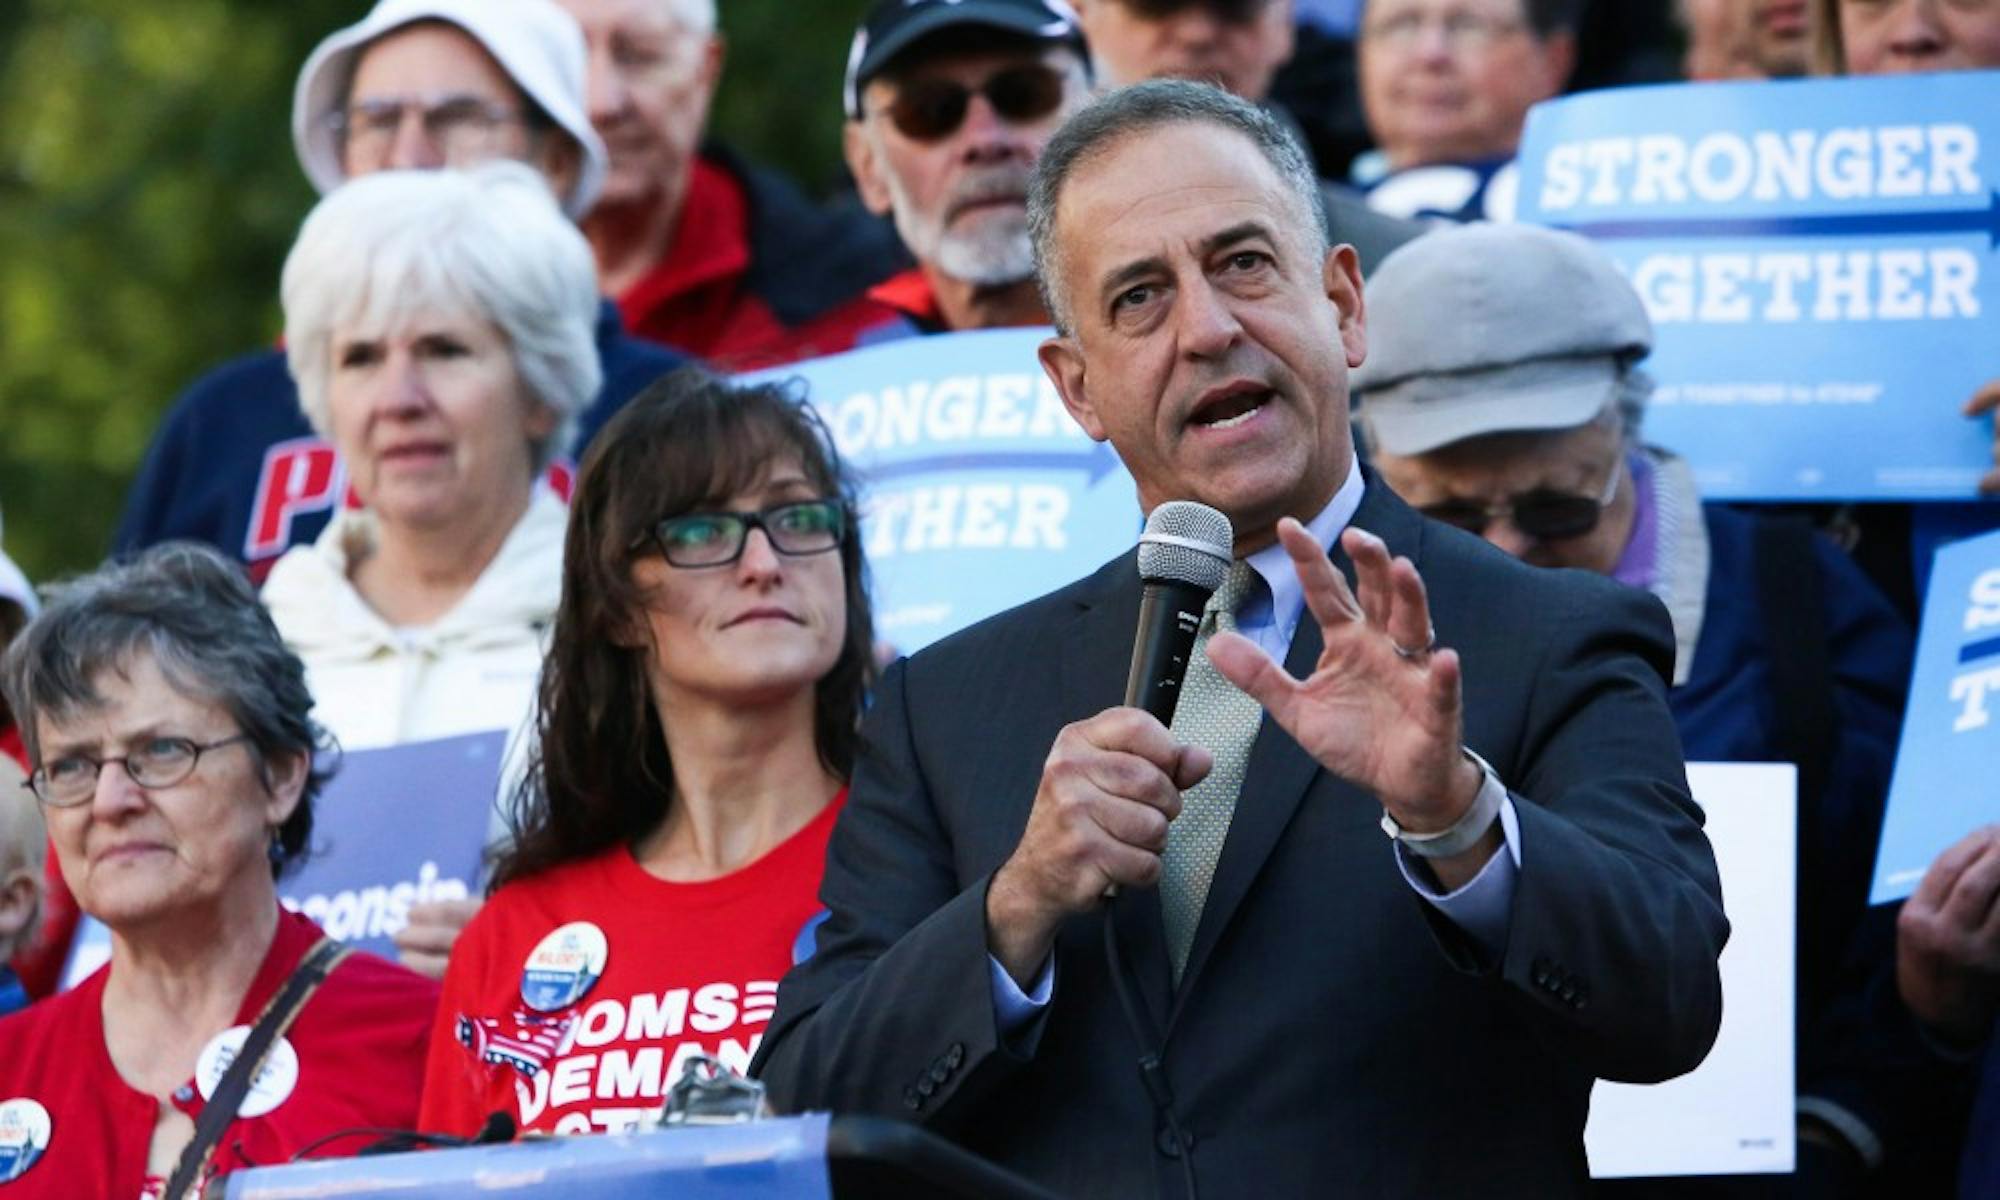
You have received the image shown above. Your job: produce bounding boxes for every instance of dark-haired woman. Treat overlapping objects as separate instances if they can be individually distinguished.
[0,544,436,1197]
[418,368,873,1138]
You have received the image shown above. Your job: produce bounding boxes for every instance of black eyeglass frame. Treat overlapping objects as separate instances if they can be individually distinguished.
[26,734,256,808]
[643,500,850,569]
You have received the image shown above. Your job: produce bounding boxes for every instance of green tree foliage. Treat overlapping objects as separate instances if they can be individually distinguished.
[0,0,865,583]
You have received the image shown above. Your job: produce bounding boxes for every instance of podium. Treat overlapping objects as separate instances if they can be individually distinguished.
[221,1114,1060,1200]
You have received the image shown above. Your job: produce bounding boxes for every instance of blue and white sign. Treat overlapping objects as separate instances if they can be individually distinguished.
[751,328,1140,653]
[1515,72,2000,500]
[1871,527,2000,903]
[278,731,498,956]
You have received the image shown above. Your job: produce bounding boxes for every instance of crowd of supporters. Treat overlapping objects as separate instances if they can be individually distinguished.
[0,0,1996,1196]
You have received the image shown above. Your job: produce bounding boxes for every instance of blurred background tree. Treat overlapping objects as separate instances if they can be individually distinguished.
[0,0,866,582]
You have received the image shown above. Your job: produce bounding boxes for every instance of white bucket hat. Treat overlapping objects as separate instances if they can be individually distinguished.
[291,0,607,219]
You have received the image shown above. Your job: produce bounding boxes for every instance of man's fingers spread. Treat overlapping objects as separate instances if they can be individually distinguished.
[1207,629,1293,718]
[1287,522,1361,629]
[1341,528,1396,629]
[1387,556,1435,655]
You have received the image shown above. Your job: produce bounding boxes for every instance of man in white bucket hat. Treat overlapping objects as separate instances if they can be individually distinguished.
[114,0,685,583]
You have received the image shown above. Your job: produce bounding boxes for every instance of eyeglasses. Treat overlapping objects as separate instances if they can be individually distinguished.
[1361,8,1529,50]
[27,735,254,808]
[1116,0,1275,23]
[878,63,1068,142]
[328,96,537,169]
[1418,460,1623,541]
[649,500,847,568]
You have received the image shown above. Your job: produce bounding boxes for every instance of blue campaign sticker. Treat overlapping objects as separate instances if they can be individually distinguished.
[791,909,830,966]
[520,921,609,1013]
[1870,527,2000,903]
[0,1098,51,1182]
[1514,71,2000,501]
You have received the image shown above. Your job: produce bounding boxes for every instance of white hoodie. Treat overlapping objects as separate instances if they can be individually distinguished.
[261,489,565,755]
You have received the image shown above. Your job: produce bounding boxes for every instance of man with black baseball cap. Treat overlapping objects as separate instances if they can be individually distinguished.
[838,0,1095,336]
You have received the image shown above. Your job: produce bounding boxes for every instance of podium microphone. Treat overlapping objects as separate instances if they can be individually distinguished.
[1124,501,1234,725]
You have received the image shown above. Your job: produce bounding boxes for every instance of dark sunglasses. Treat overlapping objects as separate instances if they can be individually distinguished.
[880,62,1067,141]
[1419,464,1623,542]
[1117,0,1275,22]
[647,500,847,569]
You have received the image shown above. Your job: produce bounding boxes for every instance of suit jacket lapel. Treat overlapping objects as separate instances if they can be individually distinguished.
[1170,473,1429,1023]
[1060,553,1176,1033]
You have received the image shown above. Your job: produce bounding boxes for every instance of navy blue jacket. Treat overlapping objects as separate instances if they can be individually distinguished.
[114,300,685,577]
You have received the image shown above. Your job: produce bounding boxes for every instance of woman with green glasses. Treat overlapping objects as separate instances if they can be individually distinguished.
[418,367,876,1139]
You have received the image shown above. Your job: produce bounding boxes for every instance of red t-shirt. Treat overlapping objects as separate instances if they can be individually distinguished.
[419,792,843,1139]
[0,907,437,1197]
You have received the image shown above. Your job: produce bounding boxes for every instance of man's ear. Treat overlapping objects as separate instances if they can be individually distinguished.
[1323,244,1367,369]
[1038,336,1108,441]
[843,121,895,218]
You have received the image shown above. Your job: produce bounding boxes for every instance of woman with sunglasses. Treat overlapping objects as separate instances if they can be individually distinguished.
[417,367,874,1138]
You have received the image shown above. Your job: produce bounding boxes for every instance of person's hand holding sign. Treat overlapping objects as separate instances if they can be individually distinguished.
[1207,519,1494,889]
[1897,825,2000,1048]
[1967,379,2000,496]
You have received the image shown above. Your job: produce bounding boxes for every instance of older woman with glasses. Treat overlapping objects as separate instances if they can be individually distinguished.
[0,544,436,1197]
[417,367,873,1139]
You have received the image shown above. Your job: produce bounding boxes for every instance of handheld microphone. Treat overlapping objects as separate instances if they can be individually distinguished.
[1124,501,1234,725]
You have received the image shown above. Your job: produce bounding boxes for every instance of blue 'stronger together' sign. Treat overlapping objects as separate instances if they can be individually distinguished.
[1514,71,2000,500]
[748,328,1140,654]
[1871,527,2000,904]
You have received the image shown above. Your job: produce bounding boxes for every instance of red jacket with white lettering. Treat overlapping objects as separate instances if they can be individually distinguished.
[418,792,843,1138]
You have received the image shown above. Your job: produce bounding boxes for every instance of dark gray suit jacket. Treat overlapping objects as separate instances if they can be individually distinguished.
[755,476,1729,1198]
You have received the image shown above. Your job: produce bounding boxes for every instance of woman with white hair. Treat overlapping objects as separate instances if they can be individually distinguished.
[263,163,601,976]
[265,162,599,752]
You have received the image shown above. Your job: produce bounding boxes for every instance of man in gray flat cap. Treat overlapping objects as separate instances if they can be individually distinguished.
[1356,220,1949,1191]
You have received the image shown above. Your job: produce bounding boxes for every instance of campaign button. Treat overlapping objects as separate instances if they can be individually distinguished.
[0,1098,52,1182]
[520,921,609,1013]
[194,1027,301,1119]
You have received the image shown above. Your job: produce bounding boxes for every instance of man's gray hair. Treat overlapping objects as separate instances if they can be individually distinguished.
[1028,79,1328,334]
[282,162,603,477]
[1,543,333,879]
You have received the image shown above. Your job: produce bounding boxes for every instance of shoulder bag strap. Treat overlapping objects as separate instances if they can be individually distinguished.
[163,936,353,1200]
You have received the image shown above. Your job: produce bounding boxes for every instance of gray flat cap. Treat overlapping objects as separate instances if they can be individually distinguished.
[1352,222,1652,456]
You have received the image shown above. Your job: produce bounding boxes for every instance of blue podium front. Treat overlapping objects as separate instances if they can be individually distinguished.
[222,1114,833,1200]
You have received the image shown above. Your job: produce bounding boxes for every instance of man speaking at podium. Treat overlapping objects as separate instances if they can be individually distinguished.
[755,78,1729,1198]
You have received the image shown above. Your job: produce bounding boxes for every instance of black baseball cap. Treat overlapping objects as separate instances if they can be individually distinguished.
[844,0,1088,119]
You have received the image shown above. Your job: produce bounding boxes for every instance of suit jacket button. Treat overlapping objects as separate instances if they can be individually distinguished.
[930,1064,950,1084]
[947,1043,965,1068]
[903,1089,922,1111]
[1155,1126,1191,1158]
[917,1077,938,1097]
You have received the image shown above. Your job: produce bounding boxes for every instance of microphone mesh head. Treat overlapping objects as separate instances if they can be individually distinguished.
[1137,501,1233,589]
